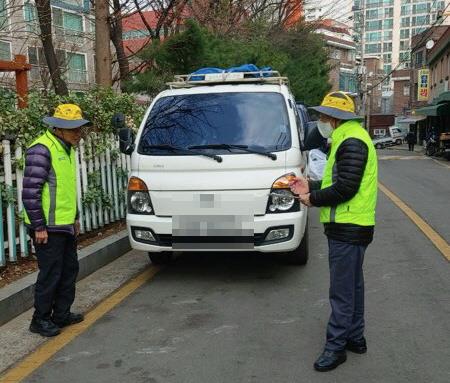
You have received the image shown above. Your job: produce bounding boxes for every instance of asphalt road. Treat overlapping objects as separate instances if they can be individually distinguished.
[18,151,450,383]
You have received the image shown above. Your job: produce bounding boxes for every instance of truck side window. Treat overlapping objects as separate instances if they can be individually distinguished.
[293,105,305,146]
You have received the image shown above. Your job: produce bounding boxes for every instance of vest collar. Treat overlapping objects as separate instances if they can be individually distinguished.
[45,130,73,155]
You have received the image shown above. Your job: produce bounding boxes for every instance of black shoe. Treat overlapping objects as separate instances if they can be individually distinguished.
[29,318,61,337]
[346,337,367,354]
[53,312,84,328]
[314,350,347,372]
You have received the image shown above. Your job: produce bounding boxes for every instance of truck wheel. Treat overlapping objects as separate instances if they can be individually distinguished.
[148,252,173,265]
[395,139,402,145]
[284,224,309,265]
[375,143,383,149]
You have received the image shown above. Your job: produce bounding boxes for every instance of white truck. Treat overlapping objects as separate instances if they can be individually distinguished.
[117,70,312,265]
[372,126,406,149]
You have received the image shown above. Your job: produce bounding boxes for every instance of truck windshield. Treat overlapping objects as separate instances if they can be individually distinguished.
[138,92,291,155]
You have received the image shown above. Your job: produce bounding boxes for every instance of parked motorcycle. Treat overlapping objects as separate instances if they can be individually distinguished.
[425,133,439,156]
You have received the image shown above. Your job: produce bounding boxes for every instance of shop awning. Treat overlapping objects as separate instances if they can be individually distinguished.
[397,115,427,123]
[433,91,450,104]
[414,102,450,116]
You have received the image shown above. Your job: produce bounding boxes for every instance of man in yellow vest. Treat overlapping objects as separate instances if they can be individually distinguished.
[290,92,378,372]
[22,104,89,337]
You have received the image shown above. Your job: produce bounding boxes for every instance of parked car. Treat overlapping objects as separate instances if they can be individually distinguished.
[373,135,396,149]
[117,68,311,265]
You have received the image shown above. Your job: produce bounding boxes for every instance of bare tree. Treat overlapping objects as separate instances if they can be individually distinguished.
[35,0,69,95]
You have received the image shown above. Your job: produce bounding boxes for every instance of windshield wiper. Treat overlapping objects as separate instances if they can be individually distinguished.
[188,144,277,160]
[141,144,223,163]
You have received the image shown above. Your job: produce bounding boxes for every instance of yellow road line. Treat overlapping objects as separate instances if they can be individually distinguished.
[379,182,450,262]
[0,266,160,383]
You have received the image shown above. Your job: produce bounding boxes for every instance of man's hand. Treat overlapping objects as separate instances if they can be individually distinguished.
[35,229,48,244]
[299,193,313,207]
[75,220,81,237]
[289,176,309,195]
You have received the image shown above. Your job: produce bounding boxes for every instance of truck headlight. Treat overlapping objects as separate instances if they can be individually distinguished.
[269,190,295,212]
[130,192,153,214]
[266,173,300,214]
[128,177,154,215]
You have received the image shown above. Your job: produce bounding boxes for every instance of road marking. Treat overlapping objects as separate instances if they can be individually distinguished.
[379,182,450,262]
[431,158,450,169]
[378,155,429,161]
[0,266,160,383]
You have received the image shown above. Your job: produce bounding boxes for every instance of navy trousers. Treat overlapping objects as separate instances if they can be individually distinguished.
[325,238,367,352]
[33,232,79,322]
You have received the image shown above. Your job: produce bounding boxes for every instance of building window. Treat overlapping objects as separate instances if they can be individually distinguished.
[401,5,411,15]
[385,8,394,18]
[28,47,87,84]
[383,42,392,52]
[400,40,410,50]
[412,15,429,26]
[24,2,39,33]
[413,3,430,14]
[0,40,11,60]
[400,29,410,39]
[0,0,8,30]
[52,7,84,42]
[401,17,410,27]
[403,85,410,96]
[399,52,411,62]
[383,19,393,29]
[339,72,357,93]
[66,52,87,83]
[383,53,392,63]
[122,30,152,40]
[384,31,393,40]
[412,27,427,36]
[366,9,379,19]
[415,51,423,67]
[366,31,382,42]
[366,20,382,31]
[365,43,382,54]
[374,128,386,136]
[384,64,392,73]
[436,1,446,11]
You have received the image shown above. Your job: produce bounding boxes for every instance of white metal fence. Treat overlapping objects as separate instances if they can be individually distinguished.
[0,136,130,267]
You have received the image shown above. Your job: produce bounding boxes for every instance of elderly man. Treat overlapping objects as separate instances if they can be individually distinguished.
[290,92,378,372]
[23,104,89,337]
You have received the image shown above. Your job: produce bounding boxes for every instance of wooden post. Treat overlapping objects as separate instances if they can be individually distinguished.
[14,55,28,109]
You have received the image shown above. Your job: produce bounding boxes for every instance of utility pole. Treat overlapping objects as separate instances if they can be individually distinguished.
[355,0,368,129]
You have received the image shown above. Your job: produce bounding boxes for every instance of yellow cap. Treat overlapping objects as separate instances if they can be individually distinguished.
[43,103,89,129]
[53,104,84,121]
[311,92,358,120]
[321,92,355,113]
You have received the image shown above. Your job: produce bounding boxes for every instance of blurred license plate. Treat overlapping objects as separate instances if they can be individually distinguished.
[172,215,254,249]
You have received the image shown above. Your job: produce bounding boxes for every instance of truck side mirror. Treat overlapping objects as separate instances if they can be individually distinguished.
[118,128,135,155]
[112,113,126,132]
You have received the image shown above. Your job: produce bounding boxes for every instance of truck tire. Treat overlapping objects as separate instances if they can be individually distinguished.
[375,143,383,149]
[148,252,173,265]
[283,223,309,265]
[395,139,402,145]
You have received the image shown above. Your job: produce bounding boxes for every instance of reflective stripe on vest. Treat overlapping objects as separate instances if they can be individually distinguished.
[319,120,378,226]
[24,131,77,226]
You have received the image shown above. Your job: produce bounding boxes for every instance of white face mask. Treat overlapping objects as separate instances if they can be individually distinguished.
[317,120,334,138]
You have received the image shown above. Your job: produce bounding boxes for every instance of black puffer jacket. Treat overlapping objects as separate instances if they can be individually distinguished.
[309,138,374,245]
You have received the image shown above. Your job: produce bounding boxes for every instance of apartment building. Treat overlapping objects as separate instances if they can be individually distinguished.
[316,19,358,93]
[0,0,95,91]
[353,0,448,75]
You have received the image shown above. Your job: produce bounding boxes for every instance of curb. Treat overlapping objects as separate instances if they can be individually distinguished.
[0,230,131,326]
